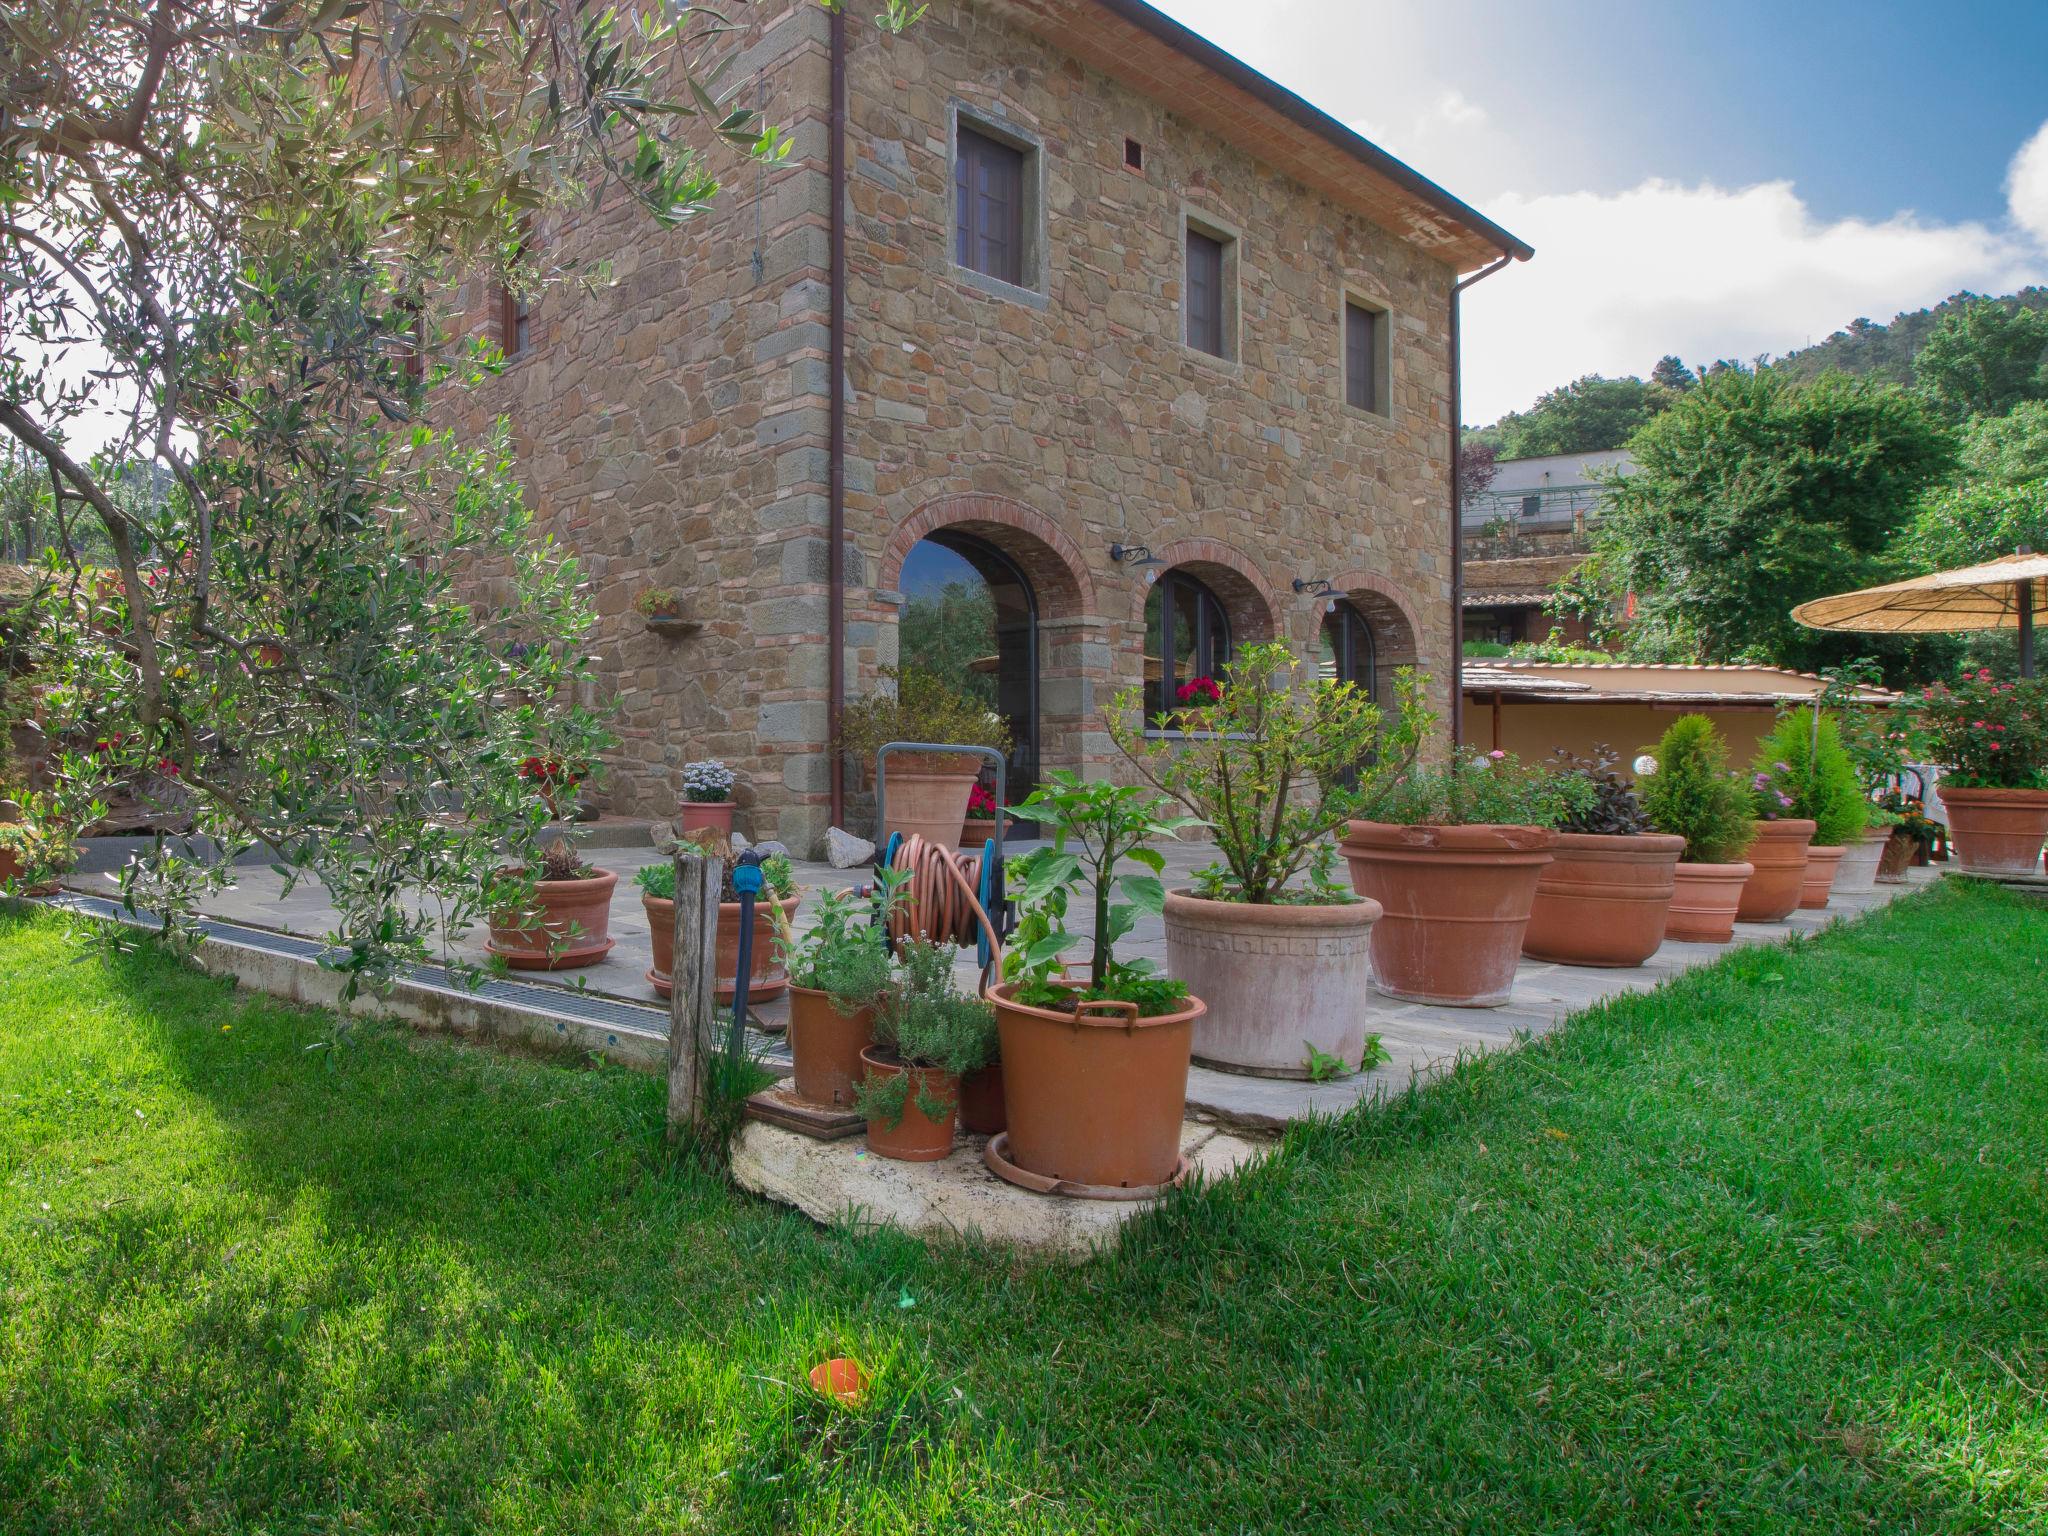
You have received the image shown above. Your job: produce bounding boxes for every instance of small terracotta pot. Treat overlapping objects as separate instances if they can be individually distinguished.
[1665,861,1753,943]
[1940,785,2048,877]
[957,1062,1007,1135]
[1797,844,1846,909]
[960,815,999,849]
[1736,820,1816,923]
[881,752,982,850]
[1522,831,1684,968]
[0,847,22,887]
[1339,821,1556,1007]
[486,868,618,970]
[1876,828,1915,884]
[1833,825,1893,896]
[859,1046,958,1162]
[677,800,735,838]
[644,890,802,1001]
[1163,889,1381,1076]
[987,980,1200,1192]
[787,985,877,1109]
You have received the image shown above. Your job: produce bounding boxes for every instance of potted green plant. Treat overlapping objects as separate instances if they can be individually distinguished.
[1110,644,1426,1078]
[1816,664,1909,894]
[768,872,905,1110]
[1341,749,1588,1008]
[1636,716,1759,943]
[1734,742,1818,924]
[837,667,1010,851]
[855,936,998,1162]
[1521,747,1685,968]
[1904,669,2047,877]
[638,843,800,1001]
[1750,712,1870,909]
[485,836,618,970]
[678,758,737,838]
[989,773,1203,1196]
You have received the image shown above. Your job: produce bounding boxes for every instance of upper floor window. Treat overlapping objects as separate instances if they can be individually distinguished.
[1184,220,1237,361]
[496,224,534,358]
[1345,301,1381,414]
[955,125,1026,287]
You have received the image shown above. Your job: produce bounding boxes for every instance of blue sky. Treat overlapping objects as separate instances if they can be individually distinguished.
[1154,0,2048,421]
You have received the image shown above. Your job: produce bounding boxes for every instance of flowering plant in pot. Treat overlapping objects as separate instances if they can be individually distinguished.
[837,667,1011,850]
[637,843,800,1001]
[960,780,1001,847]
[1110,644,1427,1077]
[1751,711,1870,909]
[678,758,738,837]
[1521,746,1685,968]
[518,755,586,821]
[1902,669,2048,876]
[854,936,997,1162]
[1732,745,1818,924]
[767,871,905,1111]
[989,773,1202,1195]
[1816,663,1910,894]
[1637,715,1758,943]
[485,836,618,970]
[1341,745,1589,1007]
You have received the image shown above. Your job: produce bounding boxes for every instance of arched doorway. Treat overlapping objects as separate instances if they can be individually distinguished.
[1319,599,1378,700]
[899,530,1039,798]
[1144,567,1233,718]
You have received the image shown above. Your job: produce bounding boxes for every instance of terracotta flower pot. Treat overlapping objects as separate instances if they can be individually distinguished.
[1797,844,1846,909]
[677,799,735,838]
[1876,828,1915,884]
[986,980,1201,1193]
[1522,831,1685,968]
[1664,861,1753,943]
[881,752,982,849]
[644,890,802,1001]
[960,815,999,849]
[1163,888,1381,1076]
[1735,819,1816,923]
[1833,825,1893,896]
[1940,785,2048,877]
[787,984,877,1109]
[957,1062,1007,1135]
[1338,821,1556,1007]
[859,1046,958,1162]
[486,867,618,970]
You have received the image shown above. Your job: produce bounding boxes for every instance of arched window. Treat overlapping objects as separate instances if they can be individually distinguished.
[1319,599,1377,701]
[899,531,1039,799]
[1145,568,1232,719]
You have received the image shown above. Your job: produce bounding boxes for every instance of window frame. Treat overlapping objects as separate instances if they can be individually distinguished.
[946,103,1046,306]
[1341,289,1392,420]
[1181,210,1241,365]
[1145,567,1233,721]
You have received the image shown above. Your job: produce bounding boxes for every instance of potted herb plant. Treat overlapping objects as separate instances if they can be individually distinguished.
[1906,669,2047,877]
[1521,747,1685,968]
[1110,644,1425,1078]
[990,773,1203,1195]
[678,758,737,837]
[1341,749,1587,1007]
[837,667,1010,851]
[638,844,801,1001]
[485,836,618,970]
[855,936,998,1162]
[1637,716,1758,943]
[1749,712,1869,909]
[768,872,905,1110]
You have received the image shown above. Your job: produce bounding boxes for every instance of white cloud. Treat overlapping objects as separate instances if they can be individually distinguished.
[1459,122,2048,424]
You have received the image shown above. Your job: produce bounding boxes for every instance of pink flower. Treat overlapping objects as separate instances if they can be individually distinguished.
[1488,750,1506,761]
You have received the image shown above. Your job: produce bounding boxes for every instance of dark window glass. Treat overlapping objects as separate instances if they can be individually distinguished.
[1186,228,1226,357]
[900,532,1040,803]
[1124,137,1144,171]
[1346,302,1378,412]
[1144,569,1232,720]
[1318,600,1378,700]
[954,126,1025,286]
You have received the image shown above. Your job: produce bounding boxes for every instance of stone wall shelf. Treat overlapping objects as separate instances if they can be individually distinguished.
[642,616,703,639]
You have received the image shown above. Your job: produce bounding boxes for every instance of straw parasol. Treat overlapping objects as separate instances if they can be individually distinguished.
[1791,550,2046,677]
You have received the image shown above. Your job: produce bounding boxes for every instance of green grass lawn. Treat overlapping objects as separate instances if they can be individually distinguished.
[3,884,2046,1533]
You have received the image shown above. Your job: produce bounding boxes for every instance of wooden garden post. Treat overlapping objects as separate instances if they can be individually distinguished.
[665,848,721,1141]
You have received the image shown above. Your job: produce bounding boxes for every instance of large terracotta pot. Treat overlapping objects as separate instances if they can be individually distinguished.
[957,1063,1007,1135]
[1797,844,1847,909]
[1522,832,1684,968]
[1162,889,1381,1077]
[1665,862,1753,943]
[1940,785,2048,877]
[986,981,1200,1193]
[1833,824,1893,896]
[644,890,802,1001]
[881,752,983,849]
[677,799,735,838]
[1735,819,1816,923]
[1338,821,1556,1007]
[859,1046,958,1162]
[787,985,877,1109]
[486,868,617,970]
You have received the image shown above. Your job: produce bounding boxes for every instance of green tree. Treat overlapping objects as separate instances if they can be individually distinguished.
[1493,374,1672,458]
[1898,402,2048,571]
[1595,370,1954,668]
[1650,355,1697,392]
[1913,296,2048,421]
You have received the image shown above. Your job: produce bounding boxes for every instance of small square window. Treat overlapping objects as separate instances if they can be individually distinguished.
[1123,137,1144,172]
[1185,226,1234,359]
[1344,298,1389,416]
[955,125,1027,287]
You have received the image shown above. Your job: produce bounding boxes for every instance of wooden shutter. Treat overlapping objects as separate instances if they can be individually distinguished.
[954,127,1024,286]
[1346,302,1377,411]
[1186,229,1225,357]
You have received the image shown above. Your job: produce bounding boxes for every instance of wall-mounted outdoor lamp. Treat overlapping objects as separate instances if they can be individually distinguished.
[1109,542,1164,581]
[1291,577,1336,597]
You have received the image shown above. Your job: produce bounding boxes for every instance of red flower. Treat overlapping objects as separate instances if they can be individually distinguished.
[1176,675,1221,706]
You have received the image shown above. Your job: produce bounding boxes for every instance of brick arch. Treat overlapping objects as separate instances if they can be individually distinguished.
[1130,537,1280,644]
[880,494,1095,619]
[1324,568,1424,703]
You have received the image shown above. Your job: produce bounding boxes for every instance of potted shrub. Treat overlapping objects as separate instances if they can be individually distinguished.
[1110,643,1425,1077]
[678,758,737,838]
[767,873,904,1110]
[1521,747,1685,968]
[1874,782,1939,882]
[638,845,801,1001]
[989,773,1203,1195]
[1341,749,1588,1008]
[635,586,688,625]
[485,837,618,970]
[837,667,1010,850]
[1734,744,1818,923]
[1637,716,1759,943]
[518,754,586,822]
[855,936,998,1162]
[1905,669,2048,877]
[1747,712,1869,909]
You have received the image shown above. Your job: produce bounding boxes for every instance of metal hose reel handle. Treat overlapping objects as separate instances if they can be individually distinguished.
[728,849,766,1055]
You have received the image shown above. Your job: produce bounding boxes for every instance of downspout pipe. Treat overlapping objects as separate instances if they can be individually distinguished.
[1448,251,1516,749]
[827,6,848,830]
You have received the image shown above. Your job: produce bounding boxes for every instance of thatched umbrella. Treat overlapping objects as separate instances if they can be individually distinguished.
[1792,550,2046,677]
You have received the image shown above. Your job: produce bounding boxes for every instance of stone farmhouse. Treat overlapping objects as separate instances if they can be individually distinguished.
[447,0,1531,854]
